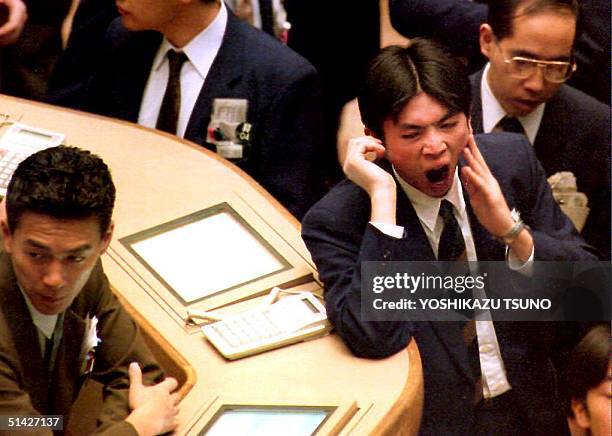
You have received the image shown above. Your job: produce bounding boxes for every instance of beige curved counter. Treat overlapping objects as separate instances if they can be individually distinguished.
[0,94,422,435]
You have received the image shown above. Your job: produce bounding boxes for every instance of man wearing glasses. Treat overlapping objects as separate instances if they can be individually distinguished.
[471,0,610,260]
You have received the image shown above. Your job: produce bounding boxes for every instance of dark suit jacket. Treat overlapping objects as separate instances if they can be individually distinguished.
[0,0,72,100]
[389,0,611,103]
[0,251,163,435]
[48,11,325,220]
[470,69,611,260]
[301,133,597,435]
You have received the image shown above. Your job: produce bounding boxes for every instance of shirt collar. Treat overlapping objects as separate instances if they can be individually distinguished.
[480,62,545,144]
[151,1,228,78]
[393,166,465,232]
[18,286,58,339]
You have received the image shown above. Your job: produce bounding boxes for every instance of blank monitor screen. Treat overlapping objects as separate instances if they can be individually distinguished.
[199,405,335,436]
[120,203,289,304]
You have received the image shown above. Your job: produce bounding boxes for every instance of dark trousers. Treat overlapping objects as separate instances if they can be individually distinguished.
[470,389,570,436]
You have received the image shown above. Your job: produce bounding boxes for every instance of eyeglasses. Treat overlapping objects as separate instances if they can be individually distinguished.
[503,56,576,83]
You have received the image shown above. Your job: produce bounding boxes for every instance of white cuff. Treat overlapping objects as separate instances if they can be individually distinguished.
[506,245,534,276]
[370,221,405,239]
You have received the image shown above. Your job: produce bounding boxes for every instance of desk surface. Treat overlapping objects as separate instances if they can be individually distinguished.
[0,94,422,435]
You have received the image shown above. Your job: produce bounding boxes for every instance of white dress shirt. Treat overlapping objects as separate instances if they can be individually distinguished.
[481,62,545,144]
[371,168,513,398]
[138,2,228,138]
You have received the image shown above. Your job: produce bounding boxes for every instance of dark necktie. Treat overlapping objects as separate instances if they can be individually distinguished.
[43,314,64,377]
[156,50,188,134]
[43,322,64,376]
[438,200,466,261]
[439,201,480,387]
[497,116,525,135]
[43,336,53,374]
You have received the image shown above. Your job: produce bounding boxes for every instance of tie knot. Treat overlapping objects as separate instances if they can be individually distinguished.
[167,50,188,74]
[497,116,524,134]
[439,200,455,224]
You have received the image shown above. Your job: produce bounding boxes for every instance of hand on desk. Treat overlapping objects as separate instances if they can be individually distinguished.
[126,362,181,436]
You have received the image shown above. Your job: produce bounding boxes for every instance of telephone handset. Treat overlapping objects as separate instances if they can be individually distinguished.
[201,292,330,360]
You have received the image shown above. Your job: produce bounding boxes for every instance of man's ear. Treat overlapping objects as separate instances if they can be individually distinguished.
[99,222,114,255]
[479,24,495,59]
[571,398,591,430]
[1,220,13,253]
[467,117,474,135]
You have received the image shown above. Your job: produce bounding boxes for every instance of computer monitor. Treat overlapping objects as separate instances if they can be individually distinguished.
[199,405,335,436]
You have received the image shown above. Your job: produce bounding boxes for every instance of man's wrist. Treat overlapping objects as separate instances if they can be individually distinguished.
[126,412,156,436]
[369,184,397,224]
[494,208,526,245]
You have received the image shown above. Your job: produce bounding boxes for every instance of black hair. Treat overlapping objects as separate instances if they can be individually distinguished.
[6,146,116,235]
[487,0,579,41]
[567,324,611,405]
[358,38,471,139]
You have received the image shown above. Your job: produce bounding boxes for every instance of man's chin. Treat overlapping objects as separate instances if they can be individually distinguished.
[33,298,70,315]
[509,99,542,117]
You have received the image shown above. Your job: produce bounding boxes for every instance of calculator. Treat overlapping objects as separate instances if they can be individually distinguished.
[202,292,331,360]
[0,123,65,196]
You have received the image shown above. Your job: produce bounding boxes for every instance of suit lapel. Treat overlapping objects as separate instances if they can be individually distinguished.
[470,70,484,134]
[462,183,505,261]
[185,12,246,146]
[381,160,436,260]
[395,187,437,260]
[0,253,50,413]
[532,91,569,175]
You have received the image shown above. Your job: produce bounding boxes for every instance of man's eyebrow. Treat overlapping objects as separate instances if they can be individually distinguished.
[65,245,93,254]
[438,111,458,123]
[509,49,571,62]
[24,239,93,253]
[24,239,49,250]
[397,111,457,130]
[397,122,423,130]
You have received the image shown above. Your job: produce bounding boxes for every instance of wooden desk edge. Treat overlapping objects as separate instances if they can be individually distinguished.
[112,286,196,398]
[370,339,423,436]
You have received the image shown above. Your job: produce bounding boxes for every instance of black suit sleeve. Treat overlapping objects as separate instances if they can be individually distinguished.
[302,189,415,359]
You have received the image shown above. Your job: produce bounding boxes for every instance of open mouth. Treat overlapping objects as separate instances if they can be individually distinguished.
[426,165,449,183]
